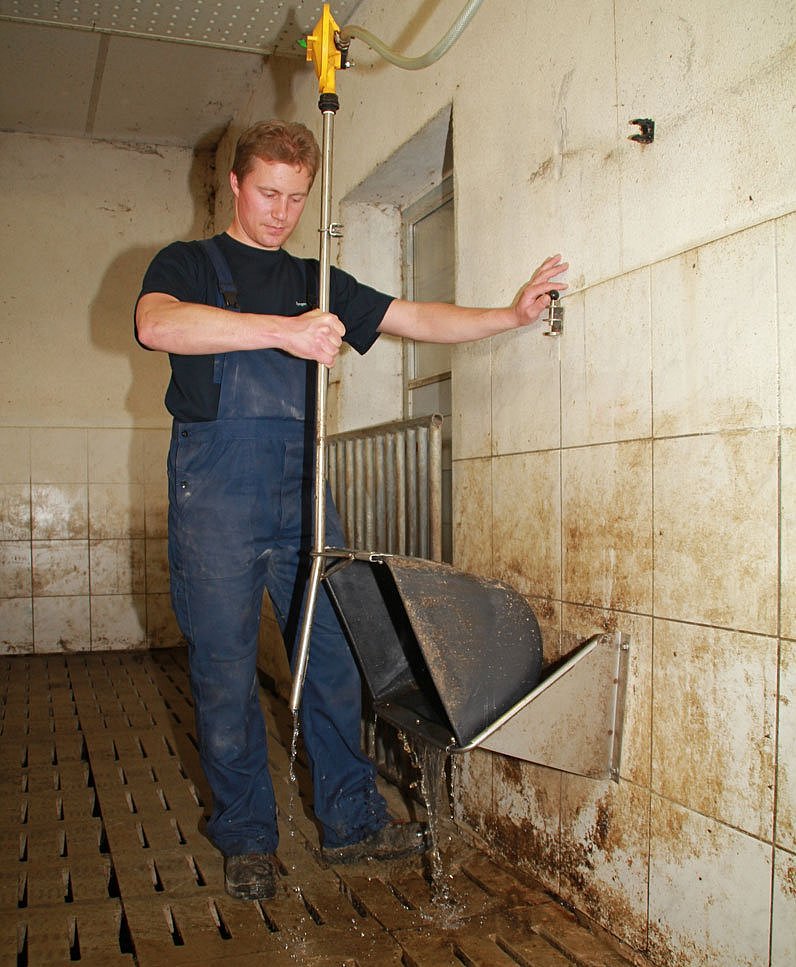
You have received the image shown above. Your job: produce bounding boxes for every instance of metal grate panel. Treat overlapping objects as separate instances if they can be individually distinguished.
[0,0,364,54]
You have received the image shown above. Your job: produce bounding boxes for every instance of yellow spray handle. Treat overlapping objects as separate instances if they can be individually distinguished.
[306,4,342,95]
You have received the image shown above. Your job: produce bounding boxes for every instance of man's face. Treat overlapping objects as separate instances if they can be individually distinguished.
[229,157,313,250]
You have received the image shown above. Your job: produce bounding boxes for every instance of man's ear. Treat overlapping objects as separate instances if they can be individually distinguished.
[229,170,240,198]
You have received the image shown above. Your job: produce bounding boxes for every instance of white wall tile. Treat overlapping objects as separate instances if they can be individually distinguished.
[783,429,796,640]
[0,597,32,652]
[648,795,772,967]
[88,428,145,484]
[492,324,560,455]
[33,596,90,652]
[451,457,492,576]
[772,847,796,967]
[0,484,31,540]
[493,450,560,600]
[90,594,146,650]
[451,340,492,460]
[146,593,183,648]
[562,441,653,613]
[779,213,796,428]
[89,540,145,595]
[654,431,778,632]
[88,483,145,539]
[652,620,777,840]
[144,538,170,595]
[778,637,796,852]
[30,428,87,483]
[651,225,778,438]
[32,541,89,596]
[0,542,31,597]
[559,777,650,951]
[493,756,561,895]
[31,484,88,540]
[562,272,651,448]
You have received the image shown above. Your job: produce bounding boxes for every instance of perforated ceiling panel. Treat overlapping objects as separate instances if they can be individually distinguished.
[0,0,363,53]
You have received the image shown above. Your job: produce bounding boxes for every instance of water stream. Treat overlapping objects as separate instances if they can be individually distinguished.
[400,730,465,923]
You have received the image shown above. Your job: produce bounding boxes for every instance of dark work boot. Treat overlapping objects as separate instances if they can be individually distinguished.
[223,853,277,900]
[321,821,430,865]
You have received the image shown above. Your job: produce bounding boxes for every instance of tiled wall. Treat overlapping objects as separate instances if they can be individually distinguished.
[0,427,181,653]
[451,211,795,965]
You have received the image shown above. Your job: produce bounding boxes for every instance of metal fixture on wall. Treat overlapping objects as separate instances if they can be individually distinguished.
[543,290,564,336]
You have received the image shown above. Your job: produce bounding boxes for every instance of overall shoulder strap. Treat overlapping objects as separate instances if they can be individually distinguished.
[197,238,239,311]
[196,238,236,387]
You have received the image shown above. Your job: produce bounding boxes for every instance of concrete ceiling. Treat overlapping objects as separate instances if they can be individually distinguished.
[0,1,364,150]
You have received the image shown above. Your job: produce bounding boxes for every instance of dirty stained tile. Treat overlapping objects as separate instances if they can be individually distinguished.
[561,270,652,448]
[452,456,493,577]
[781,429,796,640]
[0,541,31,597]
[0,483,32,540]
[493,451,560,600]
[778,212,796,427]
[454,747,494,840]
[451,339,491,460]
[90,594,146,650]
[0,598,33,652]
[145,538,170,595]
[146,593,184,649]
[32,540,89,596]
[772,847,796,967]
[33,595,91,653]
[88,483,145,539]
[492,322,561,456]
[492,754,561,895]
[777,637,796,852]
[558,776,650,953]
[144,479,168,540]
[562,605,651,788]
[31,483,88,539]
[89,539,146,595]
[651,223,778,437]
[654,431,778,633]
[530,596,561,665]
[561,440,652,614]
[30,427,87,483]
[648,795,772,967]
[0,427,30,484]
[652,620,776,841]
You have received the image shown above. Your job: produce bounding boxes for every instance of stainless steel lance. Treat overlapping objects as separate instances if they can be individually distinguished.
[289,92,339,715]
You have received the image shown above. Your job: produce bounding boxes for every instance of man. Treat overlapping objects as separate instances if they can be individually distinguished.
[136,119,567,902]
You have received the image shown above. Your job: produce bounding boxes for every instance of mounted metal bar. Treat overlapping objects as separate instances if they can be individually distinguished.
[327,414,443,561]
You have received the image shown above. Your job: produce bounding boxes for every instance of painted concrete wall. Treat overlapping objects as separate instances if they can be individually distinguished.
[218,0,795,963]
[0,132,207,652]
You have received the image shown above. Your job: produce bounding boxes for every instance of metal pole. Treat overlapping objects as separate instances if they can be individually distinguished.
[290,93,340,715]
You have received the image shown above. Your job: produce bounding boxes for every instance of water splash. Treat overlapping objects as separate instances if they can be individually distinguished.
[399,731,464,922]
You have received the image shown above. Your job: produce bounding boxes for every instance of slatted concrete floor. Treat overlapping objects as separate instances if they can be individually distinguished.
[0,649,633,966]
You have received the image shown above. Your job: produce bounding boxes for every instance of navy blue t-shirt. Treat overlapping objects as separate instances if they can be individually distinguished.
[137,232,393,422]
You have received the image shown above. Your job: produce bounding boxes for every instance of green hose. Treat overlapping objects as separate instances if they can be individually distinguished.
[339,0,486,71]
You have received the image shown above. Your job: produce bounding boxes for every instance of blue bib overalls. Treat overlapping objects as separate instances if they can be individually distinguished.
[166,240,389,855]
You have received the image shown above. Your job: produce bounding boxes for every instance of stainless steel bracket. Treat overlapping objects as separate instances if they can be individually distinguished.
[462,632,630,782]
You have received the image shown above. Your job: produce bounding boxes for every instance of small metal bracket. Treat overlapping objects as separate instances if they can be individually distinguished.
[629,118,655,143]
[320,223,344,237]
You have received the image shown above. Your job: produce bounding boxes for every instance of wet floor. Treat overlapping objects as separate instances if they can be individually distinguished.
[0,648,635,966]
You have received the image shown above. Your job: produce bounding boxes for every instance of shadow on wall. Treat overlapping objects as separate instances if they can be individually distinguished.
[86,144,216,649]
